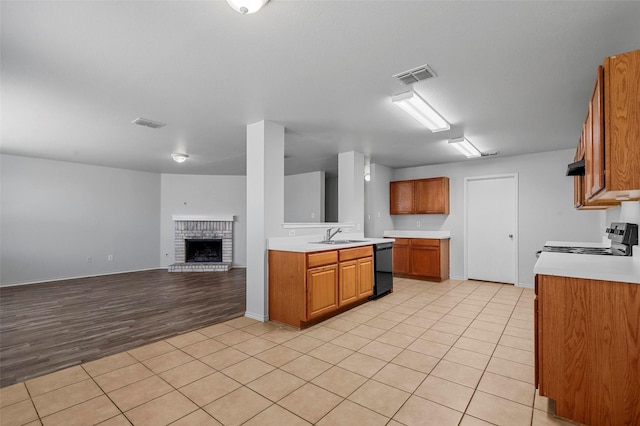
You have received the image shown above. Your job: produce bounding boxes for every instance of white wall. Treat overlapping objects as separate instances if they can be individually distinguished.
[159,174,247,268]
[1,154,161,286]
[606,201,640,227]
[338,151,365,232]
[388,149,604,287]
[364,163,395,238]
[284,171,325,223]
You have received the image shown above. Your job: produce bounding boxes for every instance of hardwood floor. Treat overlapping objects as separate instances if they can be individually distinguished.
[0,269,246,387]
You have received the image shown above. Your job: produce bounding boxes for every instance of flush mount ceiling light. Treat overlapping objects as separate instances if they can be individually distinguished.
[391,91,450,132]
[226,0,269,14]
[448,137,482,158]
[171,153,189,163]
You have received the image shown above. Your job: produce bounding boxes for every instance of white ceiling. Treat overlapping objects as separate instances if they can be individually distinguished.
[2,1,639,176]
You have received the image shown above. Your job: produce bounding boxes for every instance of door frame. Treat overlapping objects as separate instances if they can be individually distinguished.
[463,173,519,285]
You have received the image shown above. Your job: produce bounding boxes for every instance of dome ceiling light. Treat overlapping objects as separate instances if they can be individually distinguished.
[171,153,189,163]
[226,0,269,15]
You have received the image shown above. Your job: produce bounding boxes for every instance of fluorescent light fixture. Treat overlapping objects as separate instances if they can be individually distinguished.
[171,153,189,163]
[448,137,481,158]
[391,91,450,132]
[226,0,269,14]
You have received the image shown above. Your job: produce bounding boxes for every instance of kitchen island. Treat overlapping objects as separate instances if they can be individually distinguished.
[268,236,391,329]
[533,245,640,425]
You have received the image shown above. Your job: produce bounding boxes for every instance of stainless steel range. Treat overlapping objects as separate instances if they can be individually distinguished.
[542,222,638,257]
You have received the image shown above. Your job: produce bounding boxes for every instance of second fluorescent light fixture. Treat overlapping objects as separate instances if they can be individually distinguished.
[449,137,481,158]
[391,91,450,132]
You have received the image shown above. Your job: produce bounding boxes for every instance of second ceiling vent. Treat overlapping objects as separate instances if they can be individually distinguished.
[131,117,166,129]
[393,64,437,85]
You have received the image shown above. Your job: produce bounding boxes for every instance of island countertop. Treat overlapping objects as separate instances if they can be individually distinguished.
[533,241,640,284]
[268,235,393,253]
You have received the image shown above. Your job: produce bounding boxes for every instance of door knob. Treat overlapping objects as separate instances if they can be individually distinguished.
[508,234,514,238]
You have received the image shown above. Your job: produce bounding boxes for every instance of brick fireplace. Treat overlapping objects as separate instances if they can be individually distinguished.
[169,215,233,272]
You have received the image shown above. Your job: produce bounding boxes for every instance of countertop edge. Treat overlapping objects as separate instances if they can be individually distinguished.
[268,237,394,253]
[534,251,640,284]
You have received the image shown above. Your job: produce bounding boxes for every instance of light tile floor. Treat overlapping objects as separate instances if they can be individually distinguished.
[0,278,578,426]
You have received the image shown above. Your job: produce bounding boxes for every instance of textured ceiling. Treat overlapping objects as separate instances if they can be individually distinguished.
[2,1,639,175]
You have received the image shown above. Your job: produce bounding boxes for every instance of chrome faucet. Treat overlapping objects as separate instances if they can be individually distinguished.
[325,227,342,241]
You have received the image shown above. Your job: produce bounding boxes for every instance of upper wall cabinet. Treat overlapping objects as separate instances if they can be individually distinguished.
[390,177,450,215]
[581,49,640,205]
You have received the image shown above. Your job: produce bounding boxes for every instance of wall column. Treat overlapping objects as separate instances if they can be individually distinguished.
[338,151,365,233]
[246,120,285,321]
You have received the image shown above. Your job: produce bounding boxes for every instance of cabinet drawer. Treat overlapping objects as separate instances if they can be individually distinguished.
[410,238,440,247]
[393,238,410,246]
[307,251,338,268]
[339,246,373,262]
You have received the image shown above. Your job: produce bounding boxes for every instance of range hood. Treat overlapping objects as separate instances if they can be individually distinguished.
[566,159,585,176]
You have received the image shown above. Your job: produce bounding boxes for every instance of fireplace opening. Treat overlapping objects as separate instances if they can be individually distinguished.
[185,239,222,263]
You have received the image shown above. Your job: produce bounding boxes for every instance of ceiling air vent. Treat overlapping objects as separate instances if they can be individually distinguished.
[131,117,166,129]
[393,64,437,85]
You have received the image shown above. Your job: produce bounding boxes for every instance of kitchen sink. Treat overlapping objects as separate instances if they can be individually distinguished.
[310,239,368,245]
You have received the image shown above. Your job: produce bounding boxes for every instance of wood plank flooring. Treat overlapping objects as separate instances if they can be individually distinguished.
[0,269,246,387]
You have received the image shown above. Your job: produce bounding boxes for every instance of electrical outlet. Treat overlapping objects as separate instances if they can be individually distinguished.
[288,230,296,237]
[311,212,315,219]
[87,256,92,263]
[357,223,361,231]
[417,220,421,228]
[108,255,113,261]
[377,211,381,218]
[368,214,371,220]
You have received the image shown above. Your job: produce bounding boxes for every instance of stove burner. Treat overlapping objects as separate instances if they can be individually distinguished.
[542,246,613,256]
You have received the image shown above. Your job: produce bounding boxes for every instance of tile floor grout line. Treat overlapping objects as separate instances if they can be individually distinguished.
[460,286,536,425]
[1,280,544,426]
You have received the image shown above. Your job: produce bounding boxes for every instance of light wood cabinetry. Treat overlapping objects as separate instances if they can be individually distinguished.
[269,245,373,328]
[534,274,640,425]
[337,246,373,306]
[307,264,338,319]
[574,129,618,209]
[392,238,410,275]
[392,238,449,282]
[414,178,449,214]
[390,181,414,214]
[576,49,640,206]
[390,177,449,215]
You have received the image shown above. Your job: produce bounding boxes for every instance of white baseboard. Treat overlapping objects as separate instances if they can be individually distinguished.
[0,267,163,288]
[244,311,268,322]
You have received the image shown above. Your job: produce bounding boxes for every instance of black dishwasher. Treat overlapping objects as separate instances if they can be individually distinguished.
[370,241,393,299]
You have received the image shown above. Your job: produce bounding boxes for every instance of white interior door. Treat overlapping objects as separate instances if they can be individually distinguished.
[465,174,518,284]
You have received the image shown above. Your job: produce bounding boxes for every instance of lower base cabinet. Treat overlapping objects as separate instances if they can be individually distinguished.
[535,274,640,425]
[269,246,373,328]
[392,238,449,282]
[307,264,338,319]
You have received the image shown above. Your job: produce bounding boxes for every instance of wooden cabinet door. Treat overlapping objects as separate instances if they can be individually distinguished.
[409,241,440,278]
[390,181,414,214]
[307,265,338,319]
[604,50,640,198]
[415,177,450,214]
[392,239,410,275]
[338,261,358,306]
[356,257,373,299]
[588,66,605,198]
